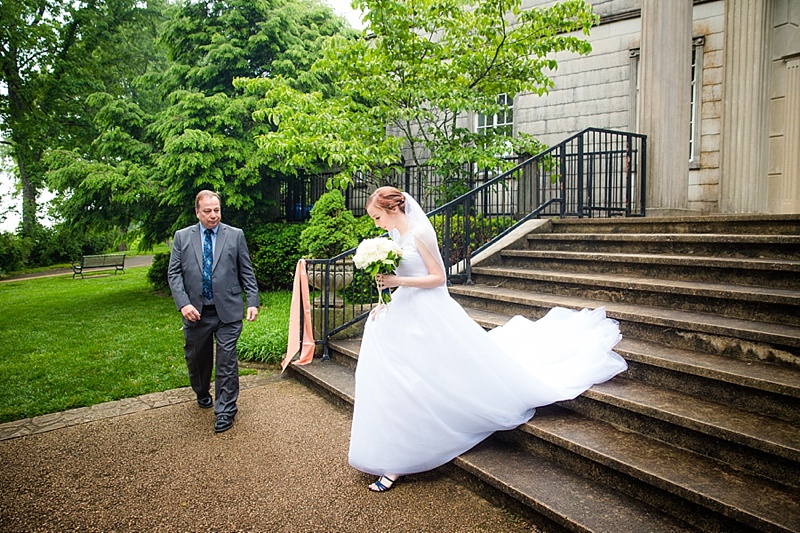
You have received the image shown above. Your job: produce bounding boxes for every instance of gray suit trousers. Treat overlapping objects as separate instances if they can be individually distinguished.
[183,306,242,417]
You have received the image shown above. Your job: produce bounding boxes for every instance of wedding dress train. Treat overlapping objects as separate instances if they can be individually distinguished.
[348,228,628,476]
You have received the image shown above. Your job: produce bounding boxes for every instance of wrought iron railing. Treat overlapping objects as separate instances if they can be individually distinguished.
[293,128,646,360]
[281,157,520,221]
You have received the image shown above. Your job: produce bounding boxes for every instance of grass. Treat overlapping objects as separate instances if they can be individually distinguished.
[238,290,293,363]
[0,266,290,423]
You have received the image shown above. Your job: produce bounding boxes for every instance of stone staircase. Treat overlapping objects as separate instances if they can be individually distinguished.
[287,214,800,533]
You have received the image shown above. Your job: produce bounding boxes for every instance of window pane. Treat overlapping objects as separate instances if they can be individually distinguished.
[478,93,513,136]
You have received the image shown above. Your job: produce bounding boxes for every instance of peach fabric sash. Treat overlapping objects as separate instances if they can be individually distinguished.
[282,259,315,372]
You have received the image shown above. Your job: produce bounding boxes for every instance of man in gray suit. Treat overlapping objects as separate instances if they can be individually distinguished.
[168,190,260,433]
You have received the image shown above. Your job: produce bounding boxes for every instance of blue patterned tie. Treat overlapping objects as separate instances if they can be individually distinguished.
[202,229,213,300]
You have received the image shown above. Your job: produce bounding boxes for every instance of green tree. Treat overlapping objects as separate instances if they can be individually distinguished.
[45,3,171,250]
[0,0,163,239]
[148,0,351,244]
[45,0,352,248]
[239,0,597,190]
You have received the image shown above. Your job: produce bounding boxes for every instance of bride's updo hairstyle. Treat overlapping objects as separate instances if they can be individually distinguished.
[367,186,406,213]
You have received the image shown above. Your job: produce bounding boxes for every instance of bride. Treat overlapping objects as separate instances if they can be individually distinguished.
[348,186,628,492]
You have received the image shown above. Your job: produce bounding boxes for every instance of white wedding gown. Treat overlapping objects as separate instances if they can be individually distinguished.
[348,228,628,477]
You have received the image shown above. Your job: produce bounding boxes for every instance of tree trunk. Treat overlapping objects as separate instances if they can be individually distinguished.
[18,156,36,238]
[6,48,38,239]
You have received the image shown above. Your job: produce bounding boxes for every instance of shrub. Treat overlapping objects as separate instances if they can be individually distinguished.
[26,225,80,266]
[355,213,386,240]
[79,230,118,256]
[0,231,29,276]
[238,291,292,365]
[249,222,306,291]
[431,213,512,265]
[25,224,119,268]
[299,189,359,258]
[147,252,171,295]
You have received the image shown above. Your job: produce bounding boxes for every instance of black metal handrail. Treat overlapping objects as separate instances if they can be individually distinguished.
[282,157,521,221]
[293,128,646,361]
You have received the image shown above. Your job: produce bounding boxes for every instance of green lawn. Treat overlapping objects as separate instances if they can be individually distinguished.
[0,267,289,423]
[2,243,172,278]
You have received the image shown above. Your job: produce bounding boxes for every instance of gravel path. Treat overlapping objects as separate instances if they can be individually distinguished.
[0,374,537,532]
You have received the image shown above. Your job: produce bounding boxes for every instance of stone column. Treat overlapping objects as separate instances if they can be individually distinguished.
[782,57,800,213]
[720,0,774,213]
[638,0,693,215]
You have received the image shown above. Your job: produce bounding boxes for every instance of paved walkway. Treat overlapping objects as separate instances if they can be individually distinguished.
[0,265,540,532]
[0,253,155,282]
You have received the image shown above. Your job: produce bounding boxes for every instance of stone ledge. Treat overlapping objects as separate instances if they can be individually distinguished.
[0,373,275,441]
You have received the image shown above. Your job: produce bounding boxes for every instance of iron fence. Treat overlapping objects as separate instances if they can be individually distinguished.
[280,157,521,221]
[291,128,646,360]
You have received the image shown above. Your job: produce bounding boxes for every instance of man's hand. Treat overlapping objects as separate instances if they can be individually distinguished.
[181,304,201,322]
[246,306,259,322]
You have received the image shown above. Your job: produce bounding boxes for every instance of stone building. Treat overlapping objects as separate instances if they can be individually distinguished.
[472,0,798,215]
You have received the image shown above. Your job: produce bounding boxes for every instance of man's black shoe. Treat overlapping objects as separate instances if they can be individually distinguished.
[214,414,234,433]
[197,394,213,409]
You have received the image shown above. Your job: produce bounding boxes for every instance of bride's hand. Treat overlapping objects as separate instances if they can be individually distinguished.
[377,273,399,288]
[370,301,388,319]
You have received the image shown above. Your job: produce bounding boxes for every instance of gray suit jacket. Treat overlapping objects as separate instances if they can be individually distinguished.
[168,222,260,324]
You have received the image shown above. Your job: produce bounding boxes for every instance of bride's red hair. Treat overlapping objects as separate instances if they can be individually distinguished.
[367,186,406,213]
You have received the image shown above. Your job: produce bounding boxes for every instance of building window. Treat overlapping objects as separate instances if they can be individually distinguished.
[628,48,640,135]
[689,36,705,169]
[477,94,513,137]
[628,37,704,168]
[475,93,515,212]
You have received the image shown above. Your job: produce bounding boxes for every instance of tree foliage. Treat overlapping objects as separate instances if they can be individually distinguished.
[43,0,352,248]
[0,0,165,238]
[3,0,598,256]
[239,0,598,190]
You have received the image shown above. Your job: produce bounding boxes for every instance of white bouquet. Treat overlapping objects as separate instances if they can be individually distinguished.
[353,237,403,303]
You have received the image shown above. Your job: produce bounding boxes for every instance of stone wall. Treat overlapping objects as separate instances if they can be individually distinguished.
[513,1,642,147]
[510,1,727,213]
[404,0,797,215]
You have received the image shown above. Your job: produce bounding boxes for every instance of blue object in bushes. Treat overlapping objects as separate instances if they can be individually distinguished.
[292,203,312,220]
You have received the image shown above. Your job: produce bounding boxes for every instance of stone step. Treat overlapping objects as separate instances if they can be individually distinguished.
[469,266,800,325]
[328,338,360,370]
[325,330,800,487]
[515,406,800,532]
[615,338,800,424]
[449,285,800,366]
[574,378,800,488]
[288,358,355,410]
[464,308,800,422]
[548,215,800,236]
[291,215,800,531]
[288,353,800,532]
[524,233,800,259]
[452,437,698,533]
[496,249,800,290]
[614,338,798,393]
[286,359,696,533]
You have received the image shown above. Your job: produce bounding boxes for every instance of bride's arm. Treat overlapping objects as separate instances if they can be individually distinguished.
[378,235,446,289]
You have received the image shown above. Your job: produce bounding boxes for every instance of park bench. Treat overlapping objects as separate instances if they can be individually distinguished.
[71,254,126,278]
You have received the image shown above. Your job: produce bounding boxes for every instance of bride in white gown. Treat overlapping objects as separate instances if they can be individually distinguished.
[348,187,628,492]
